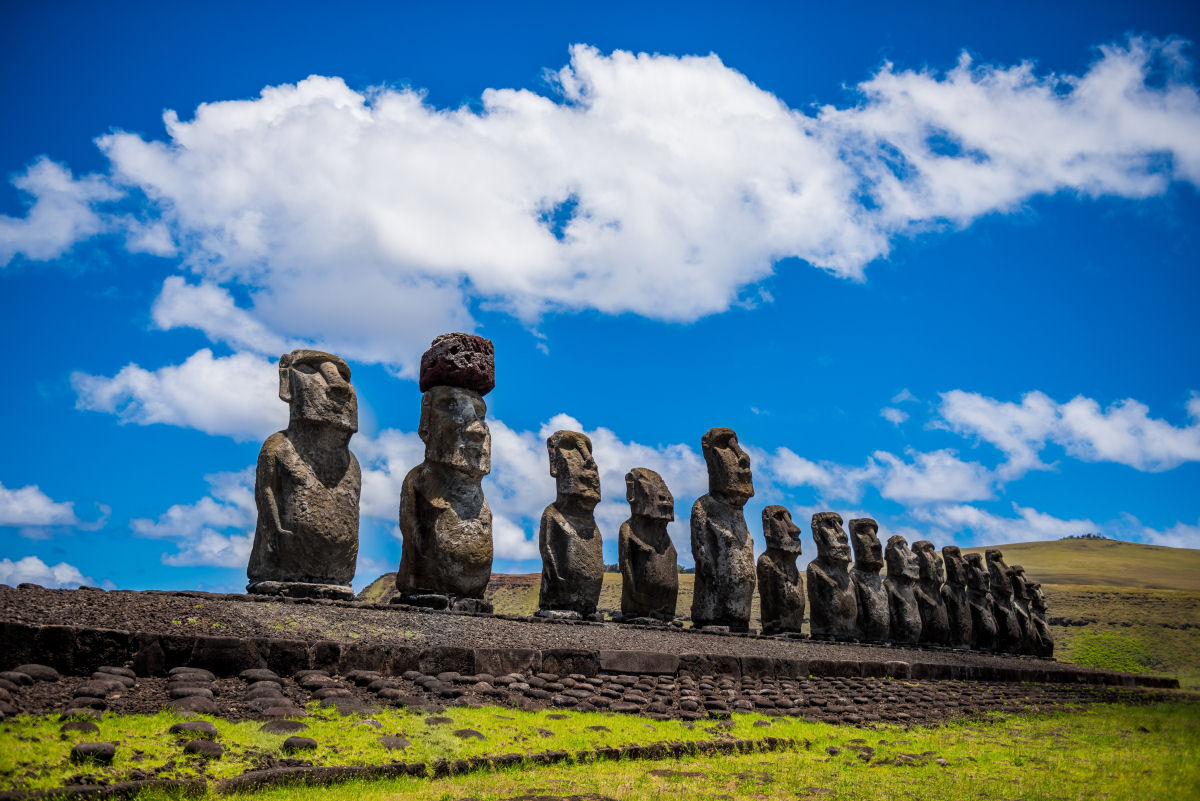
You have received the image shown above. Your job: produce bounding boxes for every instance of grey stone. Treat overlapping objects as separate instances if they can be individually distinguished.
[806,513,858,639]
[14,663,60,682]
[1009,565,1038,655]
[913,540,951,645]
[1027,579,1055,657]
[60,721,100,736]
[247,350,360,600]
[170,720,219,739]
[184,739,224,758]
[282,736,318,752]
[986,550,1025,653]
[940,546,973,648]
[418,332,494,395]
[619,468,678,620]
[884,535,922,644]
[690,427,756,631]
[756,506,805,635]
[538,431,604,616]
[70,742,115,765]
[848,518,889,643]
[965,553,999,650]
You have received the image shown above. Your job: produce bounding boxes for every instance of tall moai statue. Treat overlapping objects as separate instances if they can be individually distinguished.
[848,518,889,643]
[756,506,805,635]
[619,468,678,622]
[806,513,858,640]
[986,549,1025,653]
[248,350,361,600]
[538,431,604,618]
[912,540,951,645]
[940,546,973,649]
[1027,579,1055,657]
[1010,565,1040,656]
[395,333,495,613]
[965,552,999,650]
[884,535,922,644]
[690,427,756,631]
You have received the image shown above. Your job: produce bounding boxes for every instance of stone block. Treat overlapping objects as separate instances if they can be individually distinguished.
[310,640,341,672]
[772,657,809,679]
[738,655,774,677]
[678,652,740,678]
[540,648,598,676]
[598,650,679,675]
[419,646,475,676]
[474,648,540,677]
[73,628,130,674]
[260,639,310,675]
[189,635,264,676]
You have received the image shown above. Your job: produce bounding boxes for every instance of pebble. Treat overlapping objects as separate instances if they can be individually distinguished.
[261,719,308,733]
[282,736,318,752]
[60,721,101,736]
[169,720,218,739]
[184,739,224,758]
[15,664,61,682]
[70,742,116,764]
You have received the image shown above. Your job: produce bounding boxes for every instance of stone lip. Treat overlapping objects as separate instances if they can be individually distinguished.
[248,582,354,601]
[418,333,495,395]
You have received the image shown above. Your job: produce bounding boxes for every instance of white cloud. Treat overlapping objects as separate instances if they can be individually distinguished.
[1122,517,1200,549]
[0,481,80,527]
[913,502,1097,544]
[130,468,255,568]
[938,389,1200,475]
[151,277,289,355]
[881,407,909,425]
[768,448,878,502]
[0,159,118,265]
[72,348,285,442]
[0,555,92,588]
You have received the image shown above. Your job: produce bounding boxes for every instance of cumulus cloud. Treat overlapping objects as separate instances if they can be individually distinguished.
[0,481,81,527]
[130,468,255,567]
[912,502,1097,544]
[881,407,909,425]
[0,158,119,265]
[0,555,92,588]
[1,39,1196,368]
[938,389,1200,476]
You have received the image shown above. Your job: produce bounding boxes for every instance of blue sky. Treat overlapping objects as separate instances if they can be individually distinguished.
[1,0,1198,592]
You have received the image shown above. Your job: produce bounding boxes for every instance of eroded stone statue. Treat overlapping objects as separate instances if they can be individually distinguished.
[248,350,361,600]
[965,552,999,651]
[884,535,922,644]
[756,506,805,635]
[395,333,494,612]
[848,518,889,643]
[913,540,951,646]
[806,513,858,640]
[618,468,678,621]
[1010,565,1039,656]
[986,549,1025,653]
[538,431,604,618]
[690,427,756,631]
[940,546,973,648]
[1027,579,1055,657]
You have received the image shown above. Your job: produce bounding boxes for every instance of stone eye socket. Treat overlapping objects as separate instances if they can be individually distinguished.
[295,363,317,374]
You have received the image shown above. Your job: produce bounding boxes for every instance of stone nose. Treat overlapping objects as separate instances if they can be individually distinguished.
[463,418,487,442]
[320,362,350,391]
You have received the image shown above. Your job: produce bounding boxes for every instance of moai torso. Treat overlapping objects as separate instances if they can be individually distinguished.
[619,468,678,619]
[756,506,805,634]
[966,553,999,650]
[1010,566,1040,656]
[940,546,973,648]
[538,430,604,616]
[1028,581,1055,657]
[848,518,889,642]
[913,540,951,645]
[884,535,923,644]
[806,513,858,639]
[986,550,1025,653]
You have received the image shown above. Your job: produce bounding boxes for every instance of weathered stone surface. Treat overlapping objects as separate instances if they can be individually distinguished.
[912,540,951,646]
[690,428,756,631]
[848,518,888,643]
[986,550,1025,654]
[940,546,973,648]
[965,553,999,651]
[756,506,804,635]
[14,663,60,682]
[619,468,678,620]
[248,350,360,599]
[1028,579,1055,657]
[1010,565,1040,656]
[538,431,604,616]
[597,650,680,675]
[418,332,495,395]
[884,535,922,645]
[806,513,858,639]
[70,742,116,764]
[184,739,224,758]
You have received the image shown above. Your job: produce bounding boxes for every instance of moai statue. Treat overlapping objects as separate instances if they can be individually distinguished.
[619,468,678,622]
[940,546,973,649]
[806,513,858,640]
[884,535,922,645]
[912,540,951,645]
[965,553,999,651]
[1010,565,1040,656]
[690,427,756,631]
[986,549,1025,653]
[248,350,361,600]
[538,431,604,618]
[1027,580,1055,657]
[756,506,805,635]
[395,333,495,612]
[848,518,889,643]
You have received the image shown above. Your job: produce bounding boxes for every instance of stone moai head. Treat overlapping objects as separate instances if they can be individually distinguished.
[849,518,884,572]
[417,333,494,479]
[1029,581,1047,612]
[985,549,1013,598]
[812,512,851,566]
[279,350,357,432]
[942,545,968,587]
[626,468,674,521]
[1010,564,1031,601]
[548,430,601,508]
[700,427,754,506]
[965,552,990,593]
[912,540,945,584]
[762,505,802,554]
[885,535,920,581]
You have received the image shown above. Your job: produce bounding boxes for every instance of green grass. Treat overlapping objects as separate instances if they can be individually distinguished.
[959,539,1200,592]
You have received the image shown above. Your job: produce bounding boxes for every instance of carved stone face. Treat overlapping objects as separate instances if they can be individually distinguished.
[625,468,674,521]
[985,549,1013,597]
[1010,565,1030,601]
[548,430,601,506]
[965,553,990,593]
[701,427,753,505]
[419,385,491,477]
[912,540,945,584]
[762,505,802,553]
[812,512,851,565]
[849,518,883,571]
[885,535,919,581]
[1029,581,1047,612]
[279,350,358,432]
[942,546,968,587]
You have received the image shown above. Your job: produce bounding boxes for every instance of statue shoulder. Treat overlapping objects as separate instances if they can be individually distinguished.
[259,430,292,460]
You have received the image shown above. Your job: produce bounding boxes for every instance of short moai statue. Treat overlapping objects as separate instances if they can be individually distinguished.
[619,468,678,621]
[756,506,805,635]
[690,427,756,631]
[848,518,889,643]
[1010,565,1040,656]
[940,546,973,649]
[806,513,858,640]
[538,431,604,618]
[884,535,923,645]
[395,333,495,612]
[248,350,361,600]
[913,540,951,645]
[965,553,999,651]
[986,549,1025,653]
[1027,580,1055,657]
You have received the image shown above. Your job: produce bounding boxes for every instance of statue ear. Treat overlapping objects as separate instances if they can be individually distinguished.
[625,472,637,504]
[547,441,559,478]
[278,353,293,402]
[417,392,431,442]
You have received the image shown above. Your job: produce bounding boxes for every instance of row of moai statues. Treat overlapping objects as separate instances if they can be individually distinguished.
[244,333,1051,655]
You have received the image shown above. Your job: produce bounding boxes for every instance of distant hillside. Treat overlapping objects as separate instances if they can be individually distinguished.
[960,539,1200,592]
